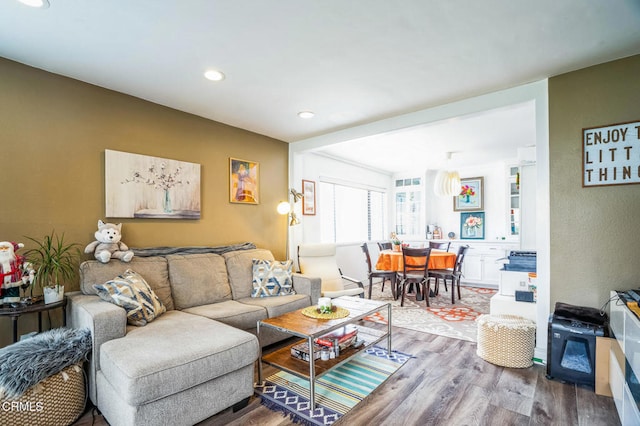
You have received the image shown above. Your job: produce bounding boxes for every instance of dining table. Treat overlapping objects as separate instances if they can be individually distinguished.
[375,249,456,272]
[375,249,457,300]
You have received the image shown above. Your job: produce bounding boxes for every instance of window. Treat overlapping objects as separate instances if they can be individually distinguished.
[394,177,423,238]
[319,181,387,243]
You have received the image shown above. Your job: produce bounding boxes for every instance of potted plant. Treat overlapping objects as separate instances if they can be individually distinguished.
[25,231,80,304]
[390,236,402,252]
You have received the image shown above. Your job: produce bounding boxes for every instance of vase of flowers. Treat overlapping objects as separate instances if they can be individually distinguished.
[122,162,187,214]
[464,215,483,238]
[460,185,475,203]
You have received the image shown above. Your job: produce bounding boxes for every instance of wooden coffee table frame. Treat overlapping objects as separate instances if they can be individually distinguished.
[257,296,392,409]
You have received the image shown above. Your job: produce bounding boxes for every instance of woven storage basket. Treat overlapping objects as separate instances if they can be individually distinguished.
[476,314,536,368]
[0,362,85,426]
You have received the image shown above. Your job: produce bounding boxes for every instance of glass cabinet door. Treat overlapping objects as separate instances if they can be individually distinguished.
[508,166,520,236]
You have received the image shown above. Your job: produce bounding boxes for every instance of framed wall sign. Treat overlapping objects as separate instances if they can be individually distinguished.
[229,158,259,204]
[460,212,485,240]
[454,177,484,211]
[583,119,640,187]
[302,179,316,215]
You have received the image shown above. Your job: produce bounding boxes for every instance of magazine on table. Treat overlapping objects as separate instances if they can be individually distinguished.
[315,324,358,347]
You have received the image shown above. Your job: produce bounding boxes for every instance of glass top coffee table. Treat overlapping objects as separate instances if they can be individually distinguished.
[257,296,391,409]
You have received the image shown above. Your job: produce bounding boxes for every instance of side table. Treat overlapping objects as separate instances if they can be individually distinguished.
[0,298,67,343]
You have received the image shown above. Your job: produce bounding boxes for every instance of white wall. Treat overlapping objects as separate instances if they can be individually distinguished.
[426,163,514,242]
[291,152,392,245]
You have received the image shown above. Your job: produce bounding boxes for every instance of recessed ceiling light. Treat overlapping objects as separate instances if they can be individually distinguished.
[17,0,49,8]
[297,111,315,119]
[204,69,225,82]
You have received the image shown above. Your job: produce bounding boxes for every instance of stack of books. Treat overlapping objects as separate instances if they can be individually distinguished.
[290,341,324,362]
[315,325,358,350]
[290,325,359,361]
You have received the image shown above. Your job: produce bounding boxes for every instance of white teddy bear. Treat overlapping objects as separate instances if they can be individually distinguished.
[84,220,134,263]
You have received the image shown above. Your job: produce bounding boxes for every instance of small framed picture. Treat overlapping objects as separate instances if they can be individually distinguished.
[302,180,316,215]
[454,177,484,211]
[229,158,259,204]
[460,212,485,240]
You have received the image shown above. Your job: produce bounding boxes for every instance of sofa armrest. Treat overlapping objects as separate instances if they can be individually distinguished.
[292,273,321,306]
[67,292,127,404]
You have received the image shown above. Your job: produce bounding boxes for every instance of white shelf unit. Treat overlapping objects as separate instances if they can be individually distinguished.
[609,291,640,425]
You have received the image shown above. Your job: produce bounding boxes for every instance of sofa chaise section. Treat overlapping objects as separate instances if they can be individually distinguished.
[97,310,257,426]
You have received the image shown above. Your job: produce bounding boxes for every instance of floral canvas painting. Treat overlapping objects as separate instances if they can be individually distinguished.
[105,150,201,219]
[453,177,484,211]
[460,212,485,239]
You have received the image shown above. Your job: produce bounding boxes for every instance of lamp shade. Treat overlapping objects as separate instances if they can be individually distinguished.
[434,170,461,197]
[277,201,291,215]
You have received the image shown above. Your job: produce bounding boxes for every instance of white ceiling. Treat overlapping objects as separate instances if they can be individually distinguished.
[314,101,537,173]
[1,1,639,172]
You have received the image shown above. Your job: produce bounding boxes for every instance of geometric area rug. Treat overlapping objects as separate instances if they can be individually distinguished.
[366,283,496,342]
[255,346,412,425]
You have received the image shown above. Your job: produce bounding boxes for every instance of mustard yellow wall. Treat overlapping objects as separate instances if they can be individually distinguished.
[549,54,640,309]
[0,58,289,346]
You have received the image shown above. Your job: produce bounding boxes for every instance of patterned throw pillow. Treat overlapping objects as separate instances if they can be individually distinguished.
[251,259,295,297]
[93,269,166,326]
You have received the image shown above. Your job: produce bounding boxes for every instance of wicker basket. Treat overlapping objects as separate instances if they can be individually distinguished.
[476,314,536,368]
[0,362,86,426]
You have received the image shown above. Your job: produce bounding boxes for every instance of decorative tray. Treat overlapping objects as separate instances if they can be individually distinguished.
[301,306,350,319]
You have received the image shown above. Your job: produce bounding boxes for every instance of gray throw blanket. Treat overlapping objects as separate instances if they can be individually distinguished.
[132,242,256,257]
[0,327,92,399]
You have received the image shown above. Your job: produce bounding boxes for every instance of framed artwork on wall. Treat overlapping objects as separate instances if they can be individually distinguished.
[229,158,259,204]
[302,180,316,215]
[454,176,484,211]
[460,212,485,239]
[105,150,201,219]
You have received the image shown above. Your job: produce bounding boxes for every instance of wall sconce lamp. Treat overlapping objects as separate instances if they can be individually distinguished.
[277,188,303,258]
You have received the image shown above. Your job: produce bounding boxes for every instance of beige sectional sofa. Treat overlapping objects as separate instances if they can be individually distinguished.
[68,247,320,426]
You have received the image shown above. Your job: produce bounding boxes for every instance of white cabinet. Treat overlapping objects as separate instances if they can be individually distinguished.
[451,242,516,287]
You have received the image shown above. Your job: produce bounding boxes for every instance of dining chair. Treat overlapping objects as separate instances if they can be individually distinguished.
[397,247,432,307]
[428,241,450,252]
[428,245,469,304]
[297,243,365,298]
[377,241,392,251]
[361,243,397,299]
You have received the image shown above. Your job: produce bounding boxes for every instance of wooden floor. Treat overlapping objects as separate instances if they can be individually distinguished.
[74,326,620,426]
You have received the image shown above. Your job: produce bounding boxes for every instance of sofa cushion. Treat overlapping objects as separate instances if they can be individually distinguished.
[223,249,274,299]
[80,257,174,311]
[238,294,310,318]
[182,300,267,330]
[251,259,295,297]
[166,253,232,310]
[99,310,258,406]
[93,270,166,326]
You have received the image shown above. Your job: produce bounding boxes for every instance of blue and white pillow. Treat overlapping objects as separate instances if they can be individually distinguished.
[93,269,166,326]
[251,259,295,297]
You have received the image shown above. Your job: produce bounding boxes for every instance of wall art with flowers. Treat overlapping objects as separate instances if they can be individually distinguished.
[460,212,485,239]
[453,176,483,212]
[105,150,201,219]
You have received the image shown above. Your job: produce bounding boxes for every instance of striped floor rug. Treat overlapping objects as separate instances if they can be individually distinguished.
[255,346,412,425]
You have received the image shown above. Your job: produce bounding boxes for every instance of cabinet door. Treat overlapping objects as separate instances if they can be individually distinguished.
[482,254,503,285]
[462,254,482,282]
